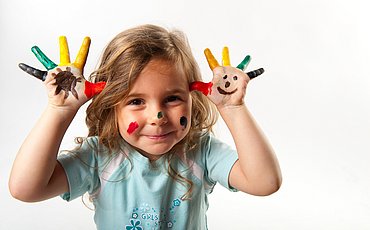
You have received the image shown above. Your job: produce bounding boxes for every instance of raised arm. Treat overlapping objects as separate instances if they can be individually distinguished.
[9,36,105,202]
[191,47,282,196]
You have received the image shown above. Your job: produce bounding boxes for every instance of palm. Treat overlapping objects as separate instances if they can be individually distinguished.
[45,66,87,108]
[19,36,105,109]
[208,65,248,106]
[190,47,263,107]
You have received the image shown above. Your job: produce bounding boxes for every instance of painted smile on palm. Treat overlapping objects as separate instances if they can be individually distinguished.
[189,46,265,107]
[217,74,238,95]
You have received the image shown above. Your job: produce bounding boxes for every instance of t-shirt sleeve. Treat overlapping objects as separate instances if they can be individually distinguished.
[57,137,101,201]
[201,135,239,192]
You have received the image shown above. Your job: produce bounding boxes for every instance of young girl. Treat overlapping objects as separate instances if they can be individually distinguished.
[10,24,282,229]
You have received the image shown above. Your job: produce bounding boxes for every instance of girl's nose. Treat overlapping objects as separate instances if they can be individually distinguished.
[149,111,168,126]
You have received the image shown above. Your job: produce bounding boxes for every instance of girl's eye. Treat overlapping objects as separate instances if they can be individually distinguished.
[165,95,181,103]
[128,99,144,105]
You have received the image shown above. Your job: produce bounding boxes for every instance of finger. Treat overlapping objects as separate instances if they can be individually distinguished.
[222,47,231,66]
[236,55,251,71]
[74,37,91,70]
[18,63,47,81]
[204,48,220,70]
[84,81,107,98]
[31,46,57,70]
[246,68,264,79]
[189,81,213,96]
[59,36,71,66]
[44,73,56,85]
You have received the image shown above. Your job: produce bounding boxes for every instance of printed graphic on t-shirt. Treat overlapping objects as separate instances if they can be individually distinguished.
[125,198,182,229]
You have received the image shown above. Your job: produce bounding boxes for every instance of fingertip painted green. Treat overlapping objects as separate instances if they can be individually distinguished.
[236,55,251,71]
[31,46,57,70]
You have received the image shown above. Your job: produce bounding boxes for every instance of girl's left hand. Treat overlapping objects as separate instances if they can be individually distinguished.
[208,65,248,107]
[190,47,264,108]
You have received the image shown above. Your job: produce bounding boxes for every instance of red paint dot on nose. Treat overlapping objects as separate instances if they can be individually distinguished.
[127,122,139,134]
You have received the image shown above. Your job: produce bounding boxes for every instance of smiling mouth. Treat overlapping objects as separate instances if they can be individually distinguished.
[145,132,172,140]
[217,87,238,95]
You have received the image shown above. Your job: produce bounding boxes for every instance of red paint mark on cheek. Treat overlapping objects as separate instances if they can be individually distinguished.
[84,81,106,98]
[127,122,139,135]
[189,81,213,96]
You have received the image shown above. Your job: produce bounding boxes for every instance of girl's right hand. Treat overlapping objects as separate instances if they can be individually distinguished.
[19,36,106,111]
[44,66,105,111]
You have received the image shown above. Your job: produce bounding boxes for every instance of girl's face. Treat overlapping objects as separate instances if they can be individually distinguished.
[116,59,192,161]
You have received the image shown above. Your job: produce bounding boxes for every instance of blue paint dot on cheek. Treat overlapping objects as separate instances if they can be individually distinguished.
[180,116,188,129]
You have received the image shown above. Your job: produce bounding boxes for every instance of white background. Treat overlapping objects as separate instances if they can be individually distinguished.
[1,0,370,229]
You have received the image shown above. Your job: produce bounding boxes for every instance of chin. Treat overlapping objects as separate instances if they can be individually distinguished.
[127,135,188,159]
[134,144,175,159]
[145,146,174,156]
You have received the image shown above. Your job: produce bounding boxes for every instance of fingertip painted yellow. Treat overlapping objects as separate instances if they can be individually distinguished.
[204,48,220,70]
[74,36,91,70]
[222,46,231,66]
[59,36,70,66]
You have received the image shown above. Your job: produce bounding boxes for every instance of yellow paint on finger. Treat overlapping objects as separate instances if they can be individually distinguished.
[222,46,231,66]
[74,37,91,70]
[59,36,71,66]
[204,48,220,70]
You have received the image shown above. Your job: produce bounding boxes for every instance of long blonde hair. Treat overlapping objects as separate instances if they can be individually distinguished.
[85,24,218,199]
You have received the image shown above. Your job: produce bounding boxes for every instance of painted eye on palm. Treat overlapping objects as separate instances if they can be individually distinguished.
[18,36,106,99]
[189,47,264,96]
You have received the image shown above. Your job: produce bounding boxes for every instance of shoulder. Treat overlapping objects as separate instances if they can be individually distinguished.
[193,133,238,171]
[197,133,233,156]
[58,136,113,165]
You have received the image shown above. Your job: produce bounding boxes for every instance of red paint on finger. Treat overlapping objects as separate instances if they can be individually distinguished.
[189,81,213,96]
[127,122,139,135]
[84,81,106,98]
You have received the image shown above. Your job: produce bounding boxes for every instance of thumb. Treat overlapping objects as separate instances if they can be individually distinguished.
[84,81,106,99]
[189,81,213,96]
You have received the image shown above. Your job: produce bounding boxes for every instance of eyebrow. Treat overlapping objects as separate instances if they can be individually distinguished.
[166,88,189,95]
[128,88,188,97]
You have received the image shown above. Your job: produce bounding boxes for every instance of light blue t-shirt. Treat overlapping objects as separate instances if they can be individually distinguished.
[58,134,238,230]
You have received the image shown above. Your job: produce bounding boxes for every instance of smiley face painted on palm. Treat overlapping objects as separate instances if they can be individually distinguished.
[208,65,248,106]
[217,71,239,95]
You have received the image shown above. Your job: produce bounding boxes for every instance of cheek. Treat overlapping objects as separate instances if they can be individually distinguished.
[116,108,142,136]
[177,100,192,131]
[180,116,188,129]
[127,121,139,135]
